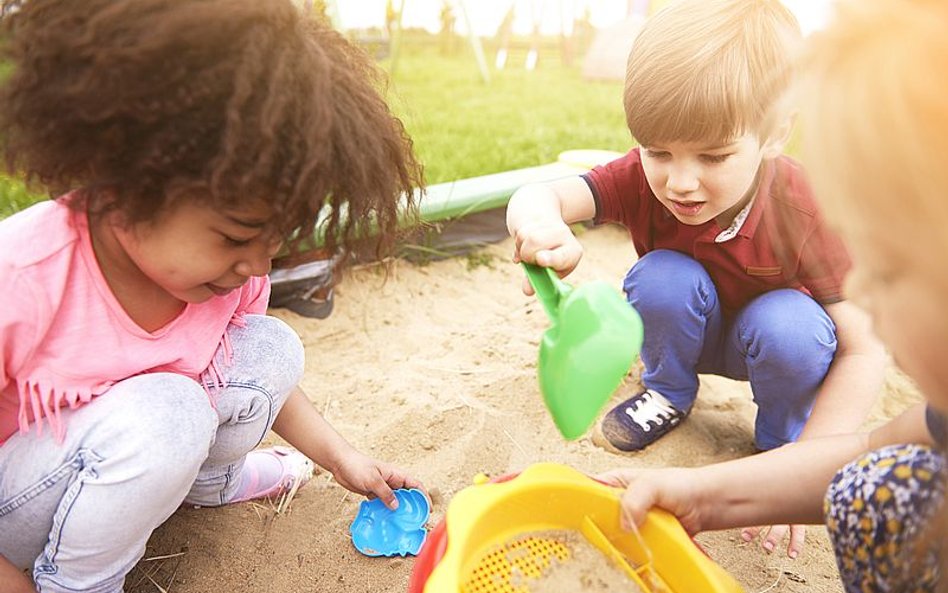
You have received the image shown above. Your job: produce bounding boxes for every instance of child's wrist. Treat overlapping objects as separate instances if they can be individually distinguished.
[322,443,364,475]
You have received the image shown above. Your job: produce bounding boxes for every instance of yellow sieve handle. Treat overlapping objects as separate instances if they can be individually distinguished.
[580,516,653,591]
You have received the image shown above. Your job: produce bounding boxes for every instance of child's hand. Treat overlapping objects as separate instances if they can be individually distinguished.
[740,524,807,559]
[596,467,707,535]
[330,450,424,510]
[512,221,583,294]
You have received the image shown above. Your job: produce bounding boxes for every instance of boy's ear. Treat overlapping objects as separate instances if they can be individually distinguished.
[761,111,797,159]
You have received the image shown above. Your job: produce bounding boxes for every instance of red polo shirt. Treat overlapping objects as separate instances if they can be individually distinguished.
[584,148,850,315]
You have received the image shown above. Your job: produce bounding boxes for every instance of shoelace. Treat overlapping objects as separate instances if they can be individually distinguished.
[624,390,679,432]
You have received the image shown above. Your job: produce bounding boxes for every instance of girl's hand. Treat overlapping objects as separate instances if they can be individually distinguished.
[596,467,707,535]
[330,450,424,510]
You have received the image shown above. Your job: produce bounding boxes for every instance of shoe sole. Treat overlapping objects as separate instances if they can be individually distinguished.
[590,419,639,455]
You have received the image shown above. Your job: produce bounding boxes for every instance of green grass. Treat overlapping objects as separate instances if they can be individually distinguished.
[0,39,631,218]
[0,175,41,219]
[385,43,630,184]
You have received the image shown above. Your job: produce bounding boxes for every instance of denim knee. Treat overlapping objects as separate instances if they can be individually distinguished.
[226,315,304,397]
[624,250,715,316]
[737,290,837,370]
[0,374,217,575]
[107,374,218,477]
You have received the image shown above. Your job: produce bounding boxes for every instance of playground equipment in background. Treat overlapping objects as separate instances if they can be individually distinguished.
[272,149,623,318]
[408,463,745,593]
[417,149,621,223]
[318,0,491,83]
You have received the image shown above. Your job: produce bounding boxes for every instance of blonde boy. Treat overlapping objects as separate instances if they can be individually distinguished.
[507,0,885,458]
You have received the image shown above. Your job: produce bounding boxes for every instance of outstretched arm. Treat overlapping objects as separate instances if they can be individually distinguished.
[272,387,424,510]
[600,403,932,535]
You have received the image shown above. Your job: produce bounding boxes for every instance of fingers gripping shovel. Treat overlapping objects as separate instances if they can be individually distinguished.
[523,263,644,440]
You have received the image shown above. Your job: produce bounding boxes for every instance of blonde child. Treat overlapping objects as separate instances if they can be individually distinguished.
[0,1,424,591]
[508,2,884,458]
[600,0,948,589]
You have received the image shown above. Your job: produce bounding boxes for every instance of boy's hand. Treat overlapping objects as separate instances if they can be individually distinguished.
[330,450,425,510]
[596,467,707,535]
[741,524,807,559]
[512,221,583,294]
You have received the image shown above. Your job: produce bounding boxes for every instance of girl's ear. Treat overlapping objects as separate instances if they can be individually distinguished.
[762,111,797,159]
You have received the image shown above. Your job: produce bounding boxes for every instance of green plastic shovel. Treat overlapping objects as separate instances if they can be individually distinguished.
[523,263,644,440]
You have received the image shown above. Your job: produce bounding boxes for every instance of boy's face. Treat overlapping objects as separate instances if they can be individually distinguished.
[640,133,772,227]
[114,199,282,304]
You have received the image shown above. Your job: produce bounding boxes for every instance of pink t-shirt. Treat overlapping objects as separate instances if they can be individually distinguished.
[0,199,270,444]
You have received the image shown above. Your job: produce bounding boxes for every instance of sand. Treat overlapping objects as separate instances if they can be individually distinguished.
[506,530,644,592]
[126,223,923,593]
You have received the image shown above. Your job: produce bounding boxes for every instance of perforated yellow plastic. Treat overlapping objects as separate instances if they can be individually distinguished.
[462,534,570,593]
[423,463,745,593]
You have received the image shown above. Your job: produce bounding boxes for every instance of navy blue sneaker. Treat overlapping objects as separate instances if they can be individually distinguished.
[600,389,686,451]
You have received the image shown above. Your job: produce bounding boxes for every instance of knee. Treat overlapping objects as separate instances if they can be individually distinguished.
[115,375,216,451]
[233,315,305,395]
[93,374,218,479]
[739,290,837,367]
[625,250,714,313]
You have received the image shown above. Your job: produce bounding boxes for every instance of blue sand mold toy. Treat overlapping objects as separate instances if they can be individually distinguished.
[350,488,430,557]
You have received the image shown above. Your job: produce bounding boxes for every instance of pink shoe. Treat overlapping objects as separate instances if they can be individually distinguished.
[228,446,315,504]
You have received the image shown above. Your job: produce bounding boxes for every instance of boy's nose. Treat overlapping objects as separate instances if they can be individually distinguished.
[666,164,700,195]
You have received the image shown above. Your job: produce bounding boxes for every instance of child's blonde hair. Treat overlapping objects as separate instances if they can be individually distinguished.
[802,2,948,589]
[624,0,801,147]
[801,0,948,278]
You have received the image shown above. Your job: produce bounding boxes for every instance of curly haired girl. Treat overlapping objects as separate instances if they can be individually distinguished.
[0,1,424,591]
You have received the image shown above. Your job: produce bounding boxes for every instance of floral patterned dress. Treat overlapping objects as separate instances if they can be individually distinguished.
[824,407,947,593]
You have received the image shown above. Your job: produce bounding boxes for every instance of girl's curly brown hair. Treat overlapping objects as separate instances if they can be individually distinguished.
[0,0,422,266]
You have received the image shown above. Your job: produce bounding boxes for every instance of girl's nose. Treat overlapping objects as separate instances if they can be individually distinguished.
[235,246,273,278]
[234,258,271,278]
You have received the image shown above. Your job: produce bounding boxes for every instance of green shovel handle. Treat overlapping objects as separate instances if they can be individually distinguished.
[522,262,572,321]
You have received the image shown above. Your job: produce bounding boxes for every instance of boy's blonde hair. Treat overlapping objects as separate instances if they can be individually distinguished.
[801,0,948,276]
[624,0,801,147]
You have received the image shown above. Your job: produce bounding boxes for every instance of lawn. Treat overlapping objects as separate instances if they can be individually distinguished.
[0,36,630,218]
[385,41,631,184]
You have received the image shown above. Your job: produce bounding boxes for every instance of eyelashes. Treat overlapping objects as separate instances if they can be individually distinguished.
[643,149,733,164]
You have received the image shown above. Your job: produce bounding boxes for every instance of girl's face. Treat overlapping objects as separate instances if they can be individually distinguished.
[114,199,282,304]
[640,133,775,228]
[849,245,948,411]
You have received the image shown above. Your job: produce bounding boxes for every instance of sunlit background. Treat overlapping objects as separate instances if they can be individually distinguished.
[1,0,837,216]
[336,0,834,37]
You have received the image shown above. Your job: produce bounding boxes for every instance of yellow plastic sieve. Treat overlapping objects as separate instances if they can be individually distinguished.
[408,463,745,593]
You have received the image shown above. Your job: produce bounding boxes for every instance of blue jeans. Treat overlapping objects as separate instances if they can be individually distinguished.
[0,315,303,593]
[625,250,837,450]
